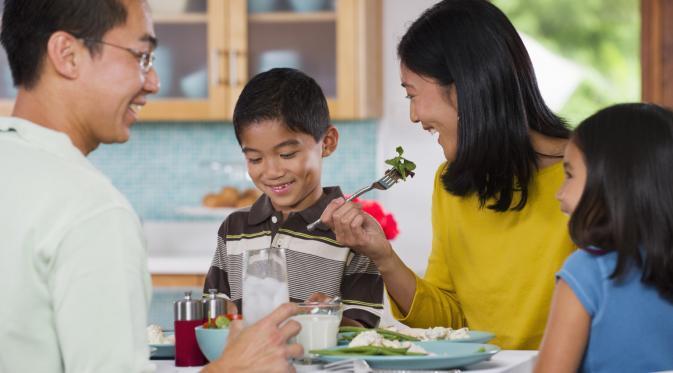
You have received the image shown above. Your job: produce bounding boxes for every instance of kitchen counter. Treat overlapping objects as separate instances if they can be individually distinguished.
[148,256,211,274]
[144,221,220,275]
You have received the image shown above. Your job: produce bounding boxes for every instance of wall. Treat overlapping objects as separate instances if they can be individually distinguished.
[89,120,377,221]
[378,0,445,274]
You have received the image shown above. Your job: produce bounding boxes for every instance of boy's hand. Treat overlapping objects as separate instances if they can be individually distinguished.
[226,300,239,315]
[320,197,394,265]
[305,292,332,303]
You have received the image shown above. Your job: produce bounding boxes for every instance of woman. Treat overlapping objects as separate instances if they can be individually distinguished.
[320,0,575,349]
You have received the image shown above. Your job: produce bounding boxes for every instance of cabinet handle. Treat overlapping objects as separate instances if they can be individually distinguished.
[211,49,228,86]
[229,50,247,87]
[229,49,237,87]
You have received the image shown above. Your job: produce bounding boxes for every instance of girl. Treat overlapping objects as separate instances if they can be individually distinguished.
[536,103,673,372]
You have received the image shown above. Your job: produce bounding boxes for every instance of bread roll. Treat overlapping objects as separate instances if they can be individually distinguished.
[202,193,221,207]
[217,186,239,207]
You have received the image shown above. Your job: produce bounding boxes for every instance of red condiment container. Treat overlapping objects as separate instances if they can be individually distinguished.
[174,291,207,367]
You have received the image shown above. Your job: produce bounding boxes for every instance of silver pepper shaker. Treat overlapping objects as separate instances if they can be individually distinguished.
[203,289,226,320]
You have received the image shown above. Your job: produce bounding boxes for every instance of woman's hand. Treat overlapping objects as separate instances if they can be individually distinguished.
[204,303,304,373]
[320,197,393,265]
[321,197,419,315]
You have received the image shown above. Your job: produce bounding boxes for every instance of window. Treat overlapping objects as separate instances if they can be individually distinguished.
[494,0,640,125]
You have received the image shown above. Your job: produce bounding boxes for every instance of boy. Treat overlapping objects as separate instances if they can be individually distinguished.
[204,68,383,327]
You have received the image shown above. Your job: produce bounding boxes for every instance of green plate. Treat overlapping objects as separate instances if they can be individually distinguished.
[316,341,500,370]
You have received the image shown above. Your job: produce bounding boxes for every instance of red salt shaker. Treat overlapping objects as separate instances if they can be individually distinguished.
[174,291,207,367]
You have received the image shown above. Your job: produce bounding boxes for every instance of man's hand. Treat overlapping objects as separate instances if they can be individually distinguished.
[203,303,303,373]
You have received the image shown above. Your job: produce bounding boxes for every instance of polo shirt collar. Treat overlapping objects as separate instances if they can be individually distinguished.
[0,116,93,170]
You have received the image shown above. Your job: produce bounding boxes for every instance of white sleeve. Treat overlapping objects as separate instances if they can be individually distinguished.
[48,207,154,373]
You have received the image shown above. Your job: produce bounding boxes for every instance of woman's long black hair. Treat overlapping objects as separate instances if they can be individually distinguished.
[569,103,673,301]
[397,0,570,211]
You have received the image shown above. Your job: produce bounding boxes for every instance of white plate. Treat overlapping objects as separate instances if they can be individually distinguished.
[149,332,175,359]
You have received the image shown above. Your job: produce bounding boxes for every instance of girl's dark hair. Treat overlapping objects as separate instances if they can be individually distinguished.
[1,0,128,89]
[397,0,570,211]
[570,103,673,301]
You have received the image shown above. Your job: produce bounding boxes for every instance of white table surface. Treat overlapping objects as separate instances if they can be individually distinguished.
[152,350,537,373]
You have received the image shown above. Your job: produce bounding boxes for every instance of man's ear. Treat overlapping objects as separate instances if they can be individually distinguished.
[45,31,82,80]
[321,125,339,157]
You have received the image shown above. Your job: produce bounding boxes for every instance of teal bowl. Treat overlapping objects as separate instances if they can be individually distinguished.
[195,326,229,362]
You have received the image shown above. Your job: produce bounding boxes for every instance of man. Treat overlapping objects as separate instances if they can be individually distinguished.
[0,0,301,372]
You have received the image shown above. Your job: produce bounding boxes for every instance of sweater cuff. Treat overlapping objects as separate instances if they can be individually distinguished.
[388,274,423,322]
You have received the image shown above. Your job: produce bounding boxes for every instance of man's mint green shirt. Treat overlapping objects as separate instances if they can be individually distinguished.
[0,117,153,372]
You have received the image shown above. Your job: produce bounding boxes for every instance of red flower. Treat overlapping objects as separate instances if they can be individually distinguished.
[350,197,399,240]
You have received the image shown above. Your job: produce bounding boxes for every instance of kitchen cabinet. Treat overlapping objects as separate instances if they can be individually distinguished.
[0,0,381,120]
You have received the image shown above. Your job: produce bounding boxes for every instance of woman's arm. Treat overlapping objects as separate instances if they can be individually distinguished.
[534,279,590,373]
[376,248,417,315]
[320,197,418,314]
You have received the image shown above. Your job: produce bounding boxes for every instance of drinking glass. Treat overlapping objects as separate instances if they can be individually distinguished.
[292,301,343,354]
[242,247,289,326]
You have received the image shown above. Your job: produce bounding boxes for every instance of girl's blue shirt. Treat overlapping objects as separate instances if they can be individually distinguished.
[558,249,673,373]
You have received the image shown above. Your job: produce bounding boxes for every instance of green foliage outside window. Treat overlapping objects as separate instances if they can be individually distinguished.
[494,0,640,126]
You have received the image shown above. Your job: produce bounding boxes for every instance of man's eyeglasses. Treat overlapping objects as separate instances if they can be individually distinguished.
[82,39,155,73]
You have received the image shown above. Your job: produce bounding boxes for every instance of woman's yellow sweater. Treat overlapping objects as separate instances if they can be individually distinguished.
[391,162,575,349]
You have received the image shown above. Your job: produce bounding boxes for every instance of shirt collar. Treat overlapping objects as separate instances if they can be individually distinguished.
[0,116,92,169]
[247,186,344,230]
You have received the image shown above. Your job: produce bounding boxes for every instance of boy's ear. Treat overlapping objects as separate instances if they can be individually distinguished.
[321,125,339,157]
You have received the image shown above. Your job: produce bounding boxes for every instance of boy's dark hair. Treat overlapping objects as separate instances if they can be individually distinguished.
[1,0,128,89]
[570,103,673,301]
[232,68,330,144]
[398,0,570,212]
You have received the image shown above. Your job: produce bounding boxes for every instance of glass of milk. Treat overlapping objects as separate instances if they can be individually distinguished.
[292,301,343,355]
[242,247,290,326]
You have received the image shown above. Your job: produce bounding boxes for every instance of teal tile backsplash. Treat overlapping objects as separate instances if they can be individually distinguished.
[89,120,377,221]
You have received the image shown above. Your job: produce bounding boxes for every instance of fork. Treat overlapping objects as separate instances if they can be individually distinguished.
[322,359,372,372]
[306,168,405,231]
[321,358,461,373]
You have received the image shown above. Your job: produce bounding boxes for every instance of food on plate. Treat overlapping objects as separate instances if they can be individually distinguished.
[312,330,428,356]
[202,314,240,329]
[201,186,261,208]
[385,146,416,180]
[384,326,471,341]
[311,345,426,356]
[202,193,221,207]
[147,324,175,345]
[339,326,419,342]
[339,326,471,344]
[218,186,240,206]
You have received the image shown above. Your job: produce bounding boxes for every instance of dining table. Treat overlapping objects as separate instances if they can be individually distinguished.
[151,350,538,372]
